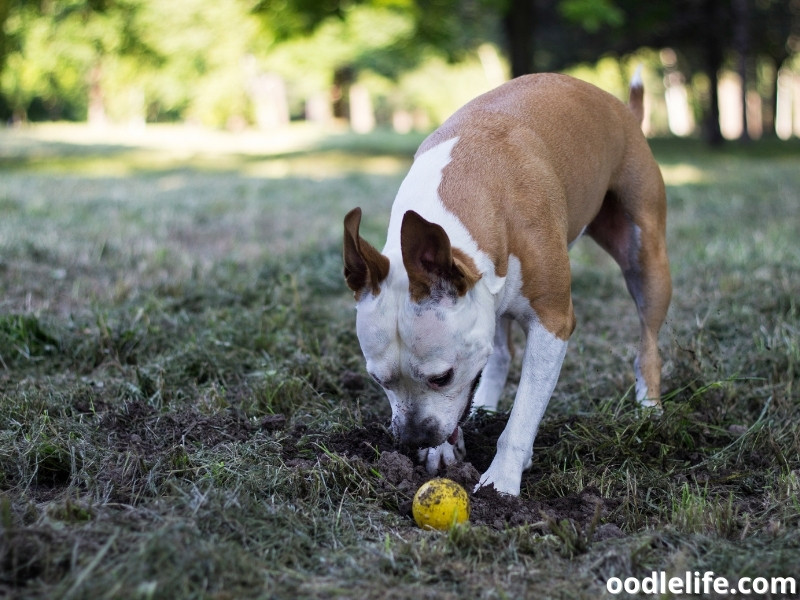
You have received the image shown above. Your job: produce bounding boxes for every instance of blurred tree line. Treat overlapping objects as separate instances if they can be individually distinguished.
[0,0,797,142]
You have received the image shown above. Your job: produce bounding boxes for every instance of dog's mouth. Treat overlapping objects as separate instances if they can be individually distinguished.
[447,427,460,445]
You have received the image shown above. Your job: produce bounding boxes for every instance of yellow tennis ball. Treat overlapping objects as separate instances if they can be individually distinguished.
[412,478,470,530]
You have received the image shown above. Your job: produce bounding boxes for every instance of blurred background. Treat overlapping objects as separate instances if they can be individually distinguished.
[0,0,798,144]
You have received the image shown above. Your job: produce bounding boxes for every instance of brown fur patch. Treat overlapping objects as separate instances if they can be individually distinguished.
[413,73,662,339]
[343,207,390,300]
[400,210,481,303]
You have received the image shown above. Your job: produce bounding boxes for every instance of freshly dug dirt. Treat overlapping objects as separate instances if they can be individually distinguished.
[97,398,620,533]
[320,414,621,533]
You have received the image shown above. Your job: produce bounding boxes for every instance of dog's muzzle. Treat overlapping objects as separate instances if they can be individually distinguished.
[396,415,442,450]
[398,369,483,450]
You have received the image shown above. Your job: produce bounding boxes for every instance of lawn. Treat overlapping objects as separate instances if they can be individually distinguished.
[1,124,799,599]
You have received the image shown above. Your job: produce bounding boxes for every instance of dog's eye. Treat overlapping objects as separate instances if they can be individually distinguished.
[428,369,454,388]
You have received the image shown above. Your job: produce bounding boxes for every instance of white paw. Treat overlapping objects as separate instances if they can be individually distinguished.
[417,427,465,474]
[474,459,523,496]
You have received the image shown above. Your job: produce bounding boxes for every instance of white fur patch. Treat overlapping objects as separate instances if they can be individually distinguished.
[634,355,658,407]
[631,64,643,88]
[383,137,505,295]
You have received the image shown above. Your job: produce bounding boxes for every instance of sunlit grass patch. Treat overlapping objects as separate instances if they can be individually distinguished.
[659,163,708,186]
[0,123,421,178]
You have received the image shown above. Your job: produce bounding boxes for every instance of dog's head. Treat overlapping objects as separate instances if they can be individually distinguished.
[343,207,494,450]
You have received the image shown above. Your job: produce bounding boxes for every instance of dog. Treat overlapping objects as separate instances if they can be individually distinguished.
[342,71,671,496]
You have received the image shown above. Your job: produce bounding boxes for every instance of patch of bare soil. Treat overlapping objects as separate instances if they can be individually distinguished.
[99,403,278,452]
[94,400,619,532]
[318,413,621,533]
[88,402,283,503]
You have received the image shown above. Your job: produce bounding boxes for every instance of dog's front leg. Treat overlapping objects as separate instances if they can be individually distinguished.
[476,320,568,495]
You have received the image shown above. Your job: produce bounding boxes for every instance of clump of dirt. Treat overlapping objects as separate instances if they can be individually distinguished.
[377,452,416,490]
[325,421,395,461]
[309,414,620,533]
[470,484,615,531]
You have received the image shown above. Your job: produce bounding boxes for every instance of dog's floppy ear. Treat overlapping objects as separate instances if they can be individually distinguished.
[343,207,390,299]
[400,210,480,302]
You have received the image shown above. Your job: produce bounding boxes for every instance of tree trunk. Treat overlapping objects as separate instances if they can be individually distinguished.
[762,58,778,137]
[702,0,725,146]
[349,83,375,134]
[332,66,354,120]
[250,72,290,131]
[88,62,107,128]
[503,0,536,77]
[733,0,750,142]
[0,0,11,79]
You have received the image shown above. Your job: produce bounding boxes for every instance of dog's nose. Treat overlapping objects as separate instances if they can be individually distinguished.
[396,416,442,449]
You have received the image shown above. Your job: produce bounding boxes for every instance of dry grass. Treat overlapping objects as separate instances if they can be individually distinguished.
[1,125,799,599]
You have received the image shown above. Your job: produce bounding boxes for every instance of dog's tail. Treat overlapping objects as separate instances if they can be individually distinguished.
[628,65,644,125]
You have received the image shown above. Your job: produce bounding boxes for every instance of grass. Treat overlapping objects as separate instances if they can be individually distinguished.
[1,123,799,599]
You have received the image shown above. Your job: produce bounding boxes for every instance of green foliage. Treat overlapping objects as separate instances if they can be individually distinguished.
[262,5,416,94]
[0,0,502,126]
[0,314,59,366]
[559,0,624,32]
[1,0,796,137]
[133,0,261,125]
[0,0,262,125]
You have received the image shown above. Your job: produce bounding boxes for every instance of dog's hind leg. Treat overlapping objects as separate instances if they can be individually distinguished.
[628,229,671,406]
[587,154,671,406]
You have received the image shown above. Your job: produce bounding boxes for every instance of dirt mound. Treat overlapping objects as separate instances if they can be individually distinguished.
[96,403,618,532]
[310,414,620,533]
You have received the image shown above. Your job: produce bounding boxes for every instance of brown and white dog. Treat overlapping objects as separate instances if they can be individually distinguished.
[343,72,671,496]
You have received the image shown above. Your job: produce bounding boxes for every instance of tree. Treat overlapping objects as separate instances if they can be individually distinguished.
[486,0,798,143]
[1,0,796,134]
[254,0,498,78]
[0,0,267,125]
[0,0,157,122]
[749,0,800,137]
